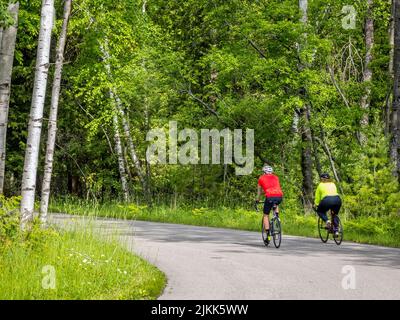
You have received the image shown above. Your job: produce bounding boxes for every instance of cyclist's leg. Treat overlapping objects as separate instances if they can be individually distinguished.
[316,198,329,223]
[263,198,274,231]
[331,196,342,228]
[271,197,282,214]
[265,197,282,216]
[263,214,270,232]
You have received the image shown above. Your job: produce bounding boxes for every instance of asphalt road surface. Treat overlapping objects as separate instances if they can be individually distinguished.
[50,214,400,300]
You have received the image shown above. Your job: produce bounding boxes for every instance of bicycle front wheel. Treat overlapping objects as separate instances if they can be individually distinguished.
[318,217,329,243]
[271,217,282,248]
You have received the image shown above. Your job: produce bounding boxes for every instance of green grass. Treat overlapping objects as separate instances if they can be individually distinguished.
[49,198,400,248]
[0,225,166,300]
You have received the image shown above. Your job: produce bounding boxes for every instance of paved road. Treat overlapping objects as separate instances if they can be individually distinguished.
[50,214,400,300]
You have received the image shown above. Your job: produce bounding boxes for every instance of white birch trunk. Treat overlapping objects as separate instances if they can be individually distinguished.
[100,43,148,199]
[0,2,19,194]
[0,27,3,48]
[360,0,374,131]
[112,112,129,202]
[299,0,308,24]
[142,0,147,14]
[99,46,131,200]
[114,93,147,188]
[39,0,72,224]
[20,0,54,229]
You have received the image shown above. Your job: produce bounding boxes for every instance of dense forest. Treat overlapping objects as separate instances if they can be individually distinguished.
[1,0,400,227]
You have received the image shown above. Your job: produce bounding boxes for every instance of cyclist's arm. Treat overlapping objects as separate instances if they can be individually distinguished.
[314,184,321,206]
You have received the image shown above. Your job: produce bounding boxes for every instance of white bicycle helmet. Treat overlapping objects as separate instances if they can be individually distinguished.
[262,165,273,174]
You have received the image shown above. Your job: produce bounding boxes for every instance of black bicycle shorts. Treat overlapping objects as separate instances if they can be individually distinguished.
[263,197,282,215]
[317,195,342,215]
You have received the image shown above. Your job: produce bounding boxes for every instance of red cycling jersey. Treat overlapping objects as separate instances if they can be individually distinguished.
[258,174,283,198]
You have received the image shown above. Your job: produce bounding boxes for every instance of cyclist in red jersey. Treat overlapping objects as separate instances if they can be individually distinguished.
[256,165,283,242]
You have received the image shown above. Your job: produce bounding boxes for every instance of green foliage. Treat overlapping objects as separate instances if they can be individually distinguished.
[5,0,400,225]
[0,195,21,245]
[342,128,400,217]
[0,226,166,299]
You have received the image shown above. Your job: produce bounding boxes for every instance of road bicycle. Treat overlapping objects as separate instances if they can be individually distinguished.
[255,200,282,248]
[315,208,343,245]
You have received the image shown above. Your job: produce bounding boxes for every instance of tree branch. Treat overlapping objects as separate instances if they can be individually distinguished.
[328,65,350,109]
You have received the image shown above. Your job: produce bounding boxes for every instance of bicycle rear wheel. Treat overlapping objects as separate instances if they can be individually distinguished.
[271,217,281,248]
[333,216,343,245]
[261,219,269,246]
[318,217,329,243]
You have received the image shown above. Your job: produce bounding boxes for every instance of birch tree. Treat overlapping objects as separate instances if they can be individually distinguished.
[112,112,130,202]
[20,0,54,229]
[100,43,149,203]
[0,2,19,194]
[40,0,72,223]
[99,45,131,201]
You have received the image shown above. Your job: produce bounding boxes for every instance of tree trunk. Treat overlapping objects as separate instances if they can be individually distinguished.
[114,93,150,202]
[0,27,3,47]
[298,0,314,210]
[142,0,147,14]
[300,105,314,208]
[311,127,322,177]
[360,0,374,137]
[390,0,395,77]
[387,0,395,136]
[144,100,152,199]
[391,0,400,178]
[299,0,308,24]
[383,0,395,137]
[100,43,150,203]
[39,0,71,224]
[99,44,131,201]
[0,2,19,194]
[20,0,54,229]
[112,113,130,202]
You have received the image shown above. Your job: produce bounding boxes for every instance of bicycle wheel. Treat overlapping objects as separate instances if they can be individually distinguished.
[318,216,329,243]
[261,219,269,246]
[271,217,282,248]
[333,216,343,245]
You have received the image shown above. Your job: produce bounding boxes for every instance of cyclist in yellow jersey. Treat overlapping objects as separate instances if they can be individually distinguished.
[314,173,342,235]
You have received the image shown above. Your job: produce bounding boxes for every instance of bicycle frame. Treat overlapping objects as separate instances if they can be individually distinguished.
[255,200,282,248]
[326,210,339,233]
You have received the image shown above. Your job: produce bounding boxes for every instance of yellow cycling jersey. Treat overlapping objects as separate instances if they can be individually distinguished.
[314,182,338,206]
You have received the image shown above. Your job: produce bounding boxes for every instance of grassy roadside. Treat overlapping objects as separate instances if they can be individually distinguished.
[50,199,400,248]
[0,222,166,300]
